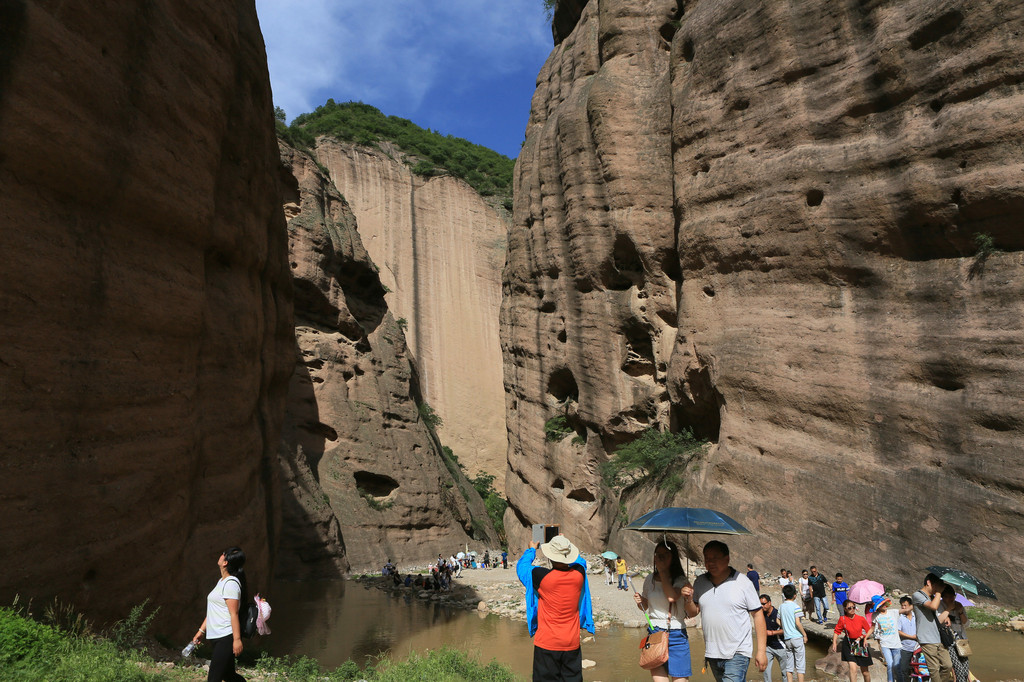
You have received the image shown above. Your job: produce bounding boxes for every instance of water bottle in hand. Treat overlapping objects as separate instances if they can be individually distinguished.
[181,641,196,657]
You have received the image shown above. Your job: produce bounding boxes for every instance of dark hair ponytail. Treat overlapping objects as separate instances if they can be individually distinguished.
[223,547,249,611]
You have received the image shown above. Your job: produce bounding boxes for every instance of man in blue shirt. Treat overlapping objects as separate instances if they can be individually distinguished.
[831,573,849,617]
[760,594,790,682]
[747,564,761,594]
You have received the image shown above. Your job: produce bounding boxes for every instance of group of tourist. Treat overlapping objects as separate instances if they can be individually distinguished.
[748,564,854,628]
[520,535,978,682]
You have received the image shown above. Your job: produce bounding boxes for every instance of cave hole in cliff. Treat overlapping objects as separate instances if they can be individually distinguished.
[907,10,964,50]
[353,471,400,498]
[547,368,579,404]
[922,360,966,392]
[621,319,656,377]
[670,367,723,443]
[659,22,677,46]
[551,478,565,491]
[661,248,682,283]
[682,40,695,62]
[806,189,824,207]
[602,234,645,291]
[540,300,557,313]
[557,329,567,343]
[337,263,388,334]
[567,487,597,503]
[304,421,339,442]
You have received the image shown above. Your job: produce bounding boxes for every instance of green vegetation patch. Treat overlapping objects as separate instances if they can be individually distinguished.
[0,605,163,682]
[288,101,515,198]
[256,646,517,681]
[544,415,574,442]
[471,471,509,547]
[1,603,519,681]
[601,427,707,493]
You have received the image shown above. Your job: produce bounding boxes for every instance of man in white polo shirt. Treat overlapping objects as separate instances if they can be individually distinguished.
[687,540,767,682]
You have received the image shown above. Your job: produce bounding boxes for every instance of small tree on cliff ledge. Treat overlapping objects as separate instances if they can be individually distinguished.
[601,427,706,493]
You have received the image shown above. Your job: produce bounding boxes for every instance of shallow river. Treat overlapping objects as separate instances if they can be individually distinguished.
[265,580,1024,681]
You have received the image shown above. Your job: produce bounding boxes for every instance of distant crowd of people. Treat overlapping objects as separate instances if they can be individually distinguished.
[380,549,511,592]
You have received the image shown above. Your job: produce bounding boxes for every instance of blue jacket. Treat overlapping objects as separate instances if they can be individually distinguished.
[516,547,595,637]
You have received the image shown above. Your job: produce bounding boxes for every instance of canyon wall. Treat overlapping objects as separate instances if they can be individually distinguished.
[277,142,495,574]
[505,0,1024,603]
[0,1,293,630]
[314,140,510,487]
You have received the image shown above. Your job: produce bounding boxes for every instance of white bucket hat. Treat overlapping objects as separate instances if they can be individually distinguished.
[540,535,580,564]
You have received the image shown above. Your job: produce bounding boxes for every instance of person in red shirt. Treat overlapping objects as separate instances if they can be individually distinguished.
[831,599,875,682]
[517,535,594,681]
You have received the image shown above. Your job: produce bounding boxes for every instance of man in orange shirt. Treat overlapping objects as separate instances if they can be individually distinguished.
[517,535,595,681]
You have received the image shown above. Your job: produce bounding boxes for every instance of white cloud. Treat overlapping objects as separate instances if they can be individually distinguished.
[256,0,552,123]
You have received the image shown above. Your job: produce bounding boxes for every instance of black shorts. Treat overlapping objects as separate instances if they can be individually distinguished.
[533,645,582,682]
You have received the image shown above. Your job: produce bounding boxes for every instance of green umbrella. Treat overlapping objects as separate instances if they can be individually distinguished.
[927,565,997,600]
[600,551,619,560]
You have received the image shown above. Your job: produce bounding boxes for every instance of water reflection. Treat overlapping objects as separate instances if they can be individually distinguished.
[266,580,1024,681]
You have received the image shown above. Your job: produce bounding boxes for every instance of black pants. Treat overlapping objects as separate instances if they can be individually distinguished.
[533,646,582,682]
[208,635,245,682]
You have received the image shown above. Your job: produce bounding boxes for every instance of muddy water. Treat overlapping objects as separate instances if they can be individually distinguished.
[265,581,1024,681]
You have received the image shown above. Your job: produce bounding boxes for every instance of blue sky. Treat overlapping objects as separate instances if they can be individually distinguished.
[256,1,555,160]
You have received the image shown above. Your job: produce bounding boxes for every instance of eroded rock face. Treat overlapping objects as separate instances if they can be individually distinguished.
[505,0,1024,602]
[278,143,494,574]
[0,1,293,630]
[314,139,509,487]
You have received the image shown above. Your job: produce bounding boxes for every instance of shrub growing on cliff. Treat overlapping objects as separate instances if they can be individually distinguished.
[601,427,707,493]
[544,415,573,442]
[472,472,508,547]
[418,402,443,431]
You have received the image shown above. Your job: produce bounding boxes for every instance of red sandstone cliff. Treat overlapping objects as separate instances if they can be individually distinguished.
[0,1,294,630]
[277,142,496,575]
[504,0,1024,603]
[314,139,510,489]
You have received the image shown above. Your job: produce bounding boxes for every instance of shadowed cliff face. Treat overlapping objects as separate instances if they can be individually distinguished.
[0,1,294,631]
[277,143,495,574]
[505,0,1024,602]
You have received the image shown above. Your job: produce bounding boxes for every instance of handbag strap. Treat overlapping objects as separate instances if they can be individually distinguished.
[644,588,677,631]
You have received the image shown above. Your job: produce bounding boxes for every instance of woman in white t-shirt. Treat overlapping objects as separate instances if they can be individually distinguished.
[191,547,248,682]
[633,541,693,682]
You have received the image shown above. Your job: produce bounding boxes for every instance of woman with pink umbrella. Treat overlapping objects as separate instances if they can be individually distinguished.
[848,580,885,627]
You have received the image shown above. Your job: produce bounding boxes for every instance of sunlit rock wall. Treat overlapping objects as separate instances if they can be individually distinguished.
[278,142,495,574]
[0,1,294,630]
[314,139,509,488]
[504,0,1024,603]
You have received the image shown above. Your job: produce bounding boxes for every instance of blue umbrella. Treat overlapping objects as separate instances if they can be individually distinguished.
[600,550,619,560]
[625,507,752,535]
[625,507,752,577]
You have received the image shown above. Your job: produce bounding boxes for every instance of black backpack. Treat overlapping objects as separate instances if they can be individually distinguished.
[240,600,258,639]
[226,577,259,639]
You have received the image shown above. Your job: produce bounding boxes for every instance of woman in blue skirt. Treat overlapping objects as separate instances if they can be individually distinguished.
[633,541,694,682]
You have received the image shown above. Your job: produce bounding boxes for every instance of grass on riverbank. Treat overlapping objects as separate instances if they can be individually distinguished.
[1,604,520,681]
[256,647,517,681]
[967,605,1024,628]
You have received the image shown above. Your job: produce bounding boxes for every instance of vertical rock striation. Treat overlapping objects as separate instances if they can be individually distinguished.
[314,139,509,487]
[505,0,1024,602]
[504,0,681,551]
[0,1,294,629]
[277,142,494,574]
